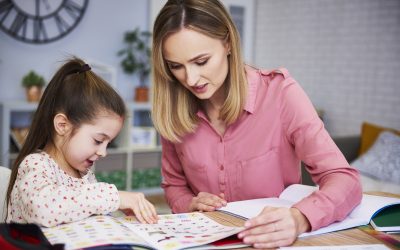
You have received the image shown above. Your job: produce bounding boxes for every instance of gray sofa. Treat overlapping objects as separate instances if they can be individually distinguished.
[302,135,400,194]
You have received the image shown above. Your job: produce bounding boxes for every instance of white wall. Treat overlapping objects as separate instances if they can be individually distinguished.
[254,0,400,136]
[0,0,149,102]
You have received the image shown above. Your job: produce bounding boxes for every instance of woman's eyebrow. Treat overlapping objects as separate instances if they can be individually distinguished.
[166,53,209,64]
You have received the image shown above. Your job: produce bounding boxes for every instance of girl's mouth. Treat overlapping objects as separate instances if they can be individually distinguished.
[86,160,94,167]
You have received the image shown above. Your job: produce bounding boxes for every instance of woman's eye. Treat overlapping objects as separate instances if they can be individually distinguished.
[169,63,182,70]
[196,59,208,66]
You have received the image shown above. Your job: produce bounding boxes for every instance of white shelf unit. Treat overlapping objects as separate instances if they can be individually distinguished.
[0,101,162,193]
[0,101,37,167]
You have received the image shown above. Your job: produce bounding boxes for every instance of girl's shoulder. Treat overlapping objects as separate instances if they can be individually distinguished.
[19,151,53,168]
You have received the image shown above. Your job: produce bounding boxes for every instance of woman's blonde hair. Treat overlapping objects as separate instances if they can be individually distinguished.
[152,0,247,142]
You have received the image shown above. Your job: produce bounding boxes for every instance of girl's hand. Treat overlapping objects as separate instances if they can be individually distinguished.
[118,191,158,224]
[238,207,310,249]
[189,192,227,212]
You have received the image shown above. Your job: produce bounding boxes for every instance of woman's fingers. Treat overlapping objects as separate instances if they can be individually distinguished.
[238,206,299,248]
[199,192,226,206]
[190,192,227,211]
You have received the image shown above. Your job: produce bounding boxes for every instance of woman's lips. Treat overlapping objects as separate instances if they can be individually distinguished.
[193,83,208,93]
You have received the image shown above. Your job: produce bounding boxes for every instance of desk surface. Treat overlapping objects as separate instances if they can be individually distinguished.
[206,211,399,250]
[205,191,400,250]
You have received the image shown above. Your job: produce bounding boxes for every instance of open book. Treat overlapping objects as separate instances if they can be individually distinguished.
[218,184,400,237]
[41,213,248,250]
[370,204,400,232]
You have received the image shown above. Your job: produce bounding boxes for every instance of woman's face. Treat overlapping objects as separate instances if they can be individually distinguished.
[163,28,230,101]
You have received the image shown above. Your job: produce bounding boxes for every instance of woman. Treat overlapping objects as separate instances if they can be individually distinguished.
[151,0,362,248]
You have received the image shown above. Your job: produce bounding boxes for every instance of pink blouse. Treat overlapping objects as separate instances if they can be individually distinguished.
[7,151,119,227]
[161,66,362,231]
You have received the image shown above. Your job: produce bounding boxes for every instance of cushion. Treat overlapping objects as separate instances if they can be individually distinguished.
[359,122,400,156]
[360,175,400,195]
[352,131,400,185]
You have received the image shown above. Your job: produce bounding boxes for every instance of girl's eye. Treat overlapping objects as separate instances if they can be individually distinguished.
[94,139,102,145]
[196,59,208,66]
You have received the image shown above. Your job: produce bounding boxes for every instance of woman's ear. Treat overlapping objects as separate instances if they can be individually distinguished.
[224,42,231,56]
[53,113,72,136]
[223,34,231,55]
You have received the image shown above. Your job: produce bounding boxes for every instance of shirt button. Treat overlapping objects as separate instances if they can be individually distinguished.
[220,165,224,170]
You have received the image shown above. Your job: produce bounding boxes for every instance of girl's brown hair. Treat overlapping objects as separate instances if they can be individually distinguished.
[6,57,126,208]
[151,0,247,142]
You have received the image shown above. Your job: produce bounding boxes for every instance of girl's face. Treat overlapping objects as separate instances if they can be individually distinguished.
[163,28,230,102]
[62,112,123,174]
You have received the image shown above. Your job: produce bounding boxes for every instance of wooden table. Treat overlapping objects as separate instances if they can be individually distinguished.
[205,191,400,250]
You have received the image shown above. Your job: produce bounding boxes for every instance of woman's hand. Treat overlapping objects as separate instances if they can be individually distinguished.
[118,191,158,224]
[188,192,227,212]
[238,207,310,249]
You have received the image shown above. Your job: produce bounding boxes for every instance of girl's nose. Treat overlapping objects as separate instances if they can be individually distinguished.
[96,146,107,157]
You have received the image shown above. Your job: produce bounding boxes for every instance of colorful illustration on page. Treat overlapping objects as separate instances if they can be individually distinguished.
[42,215,148,250]
[121,212,244,250]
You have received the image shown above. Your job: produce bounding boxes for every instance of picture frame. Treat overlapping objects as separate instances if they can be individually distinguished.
[131,126,157,148]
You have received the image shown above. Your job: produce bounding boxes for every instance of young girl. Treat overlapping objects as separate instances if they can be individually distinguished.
[6,58,158,227]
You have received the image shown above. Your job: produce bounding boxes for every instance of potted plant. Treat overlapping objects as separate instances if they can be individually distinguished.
[22,70,45,102]
[117,27,151,102]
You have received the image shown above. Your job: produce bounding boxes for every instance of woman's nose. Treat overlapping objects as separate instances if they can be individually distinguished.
[185,66,200,86]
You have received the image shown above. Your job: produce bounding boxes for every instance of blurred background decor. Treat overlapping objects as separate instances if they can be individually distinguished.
[118,27,152,102]
[21,71,45,102]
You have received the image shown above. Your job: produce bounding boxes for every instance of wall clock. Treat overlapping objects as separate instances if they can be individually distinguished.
[0,0,89,44]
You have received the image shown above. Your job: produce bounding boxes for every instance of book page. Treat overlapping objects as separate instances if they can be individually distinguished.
[218,184,400,237]
[218,184,316,219]
[279,184,317,203]
[121,212,244,250]
[280,244,390,250]
[218,197,293,219]
[42,215,151,250]
[300,194,400,237]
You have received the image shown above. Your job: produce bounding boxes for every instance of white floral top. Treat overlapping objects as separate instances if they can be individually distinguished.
[7,151,120,227]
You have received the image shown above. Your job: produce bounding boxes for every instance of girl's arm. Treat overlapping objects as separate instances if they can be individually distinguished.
[13,154,119,227]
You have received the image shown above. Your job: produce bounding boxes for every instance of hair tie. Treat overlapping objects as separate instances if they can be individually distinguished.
[78,64,91,73]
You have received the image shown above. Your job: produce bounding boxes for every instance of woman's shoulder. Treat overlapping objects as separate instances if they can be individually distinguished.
[245,64,292,80]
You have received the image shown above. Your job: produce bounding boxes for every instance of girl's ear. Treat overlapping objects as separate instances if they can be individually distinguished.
[53,113,72,136]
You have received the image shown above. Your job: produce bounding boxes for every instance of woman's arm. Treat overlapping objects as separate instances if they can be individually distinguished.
[280,76,362,230]
[161,137,196,213]
[161,137,227,212]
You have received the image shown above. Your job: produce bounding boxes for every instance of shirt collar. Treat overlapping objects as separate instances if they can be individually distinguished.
[196,65,260,118]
